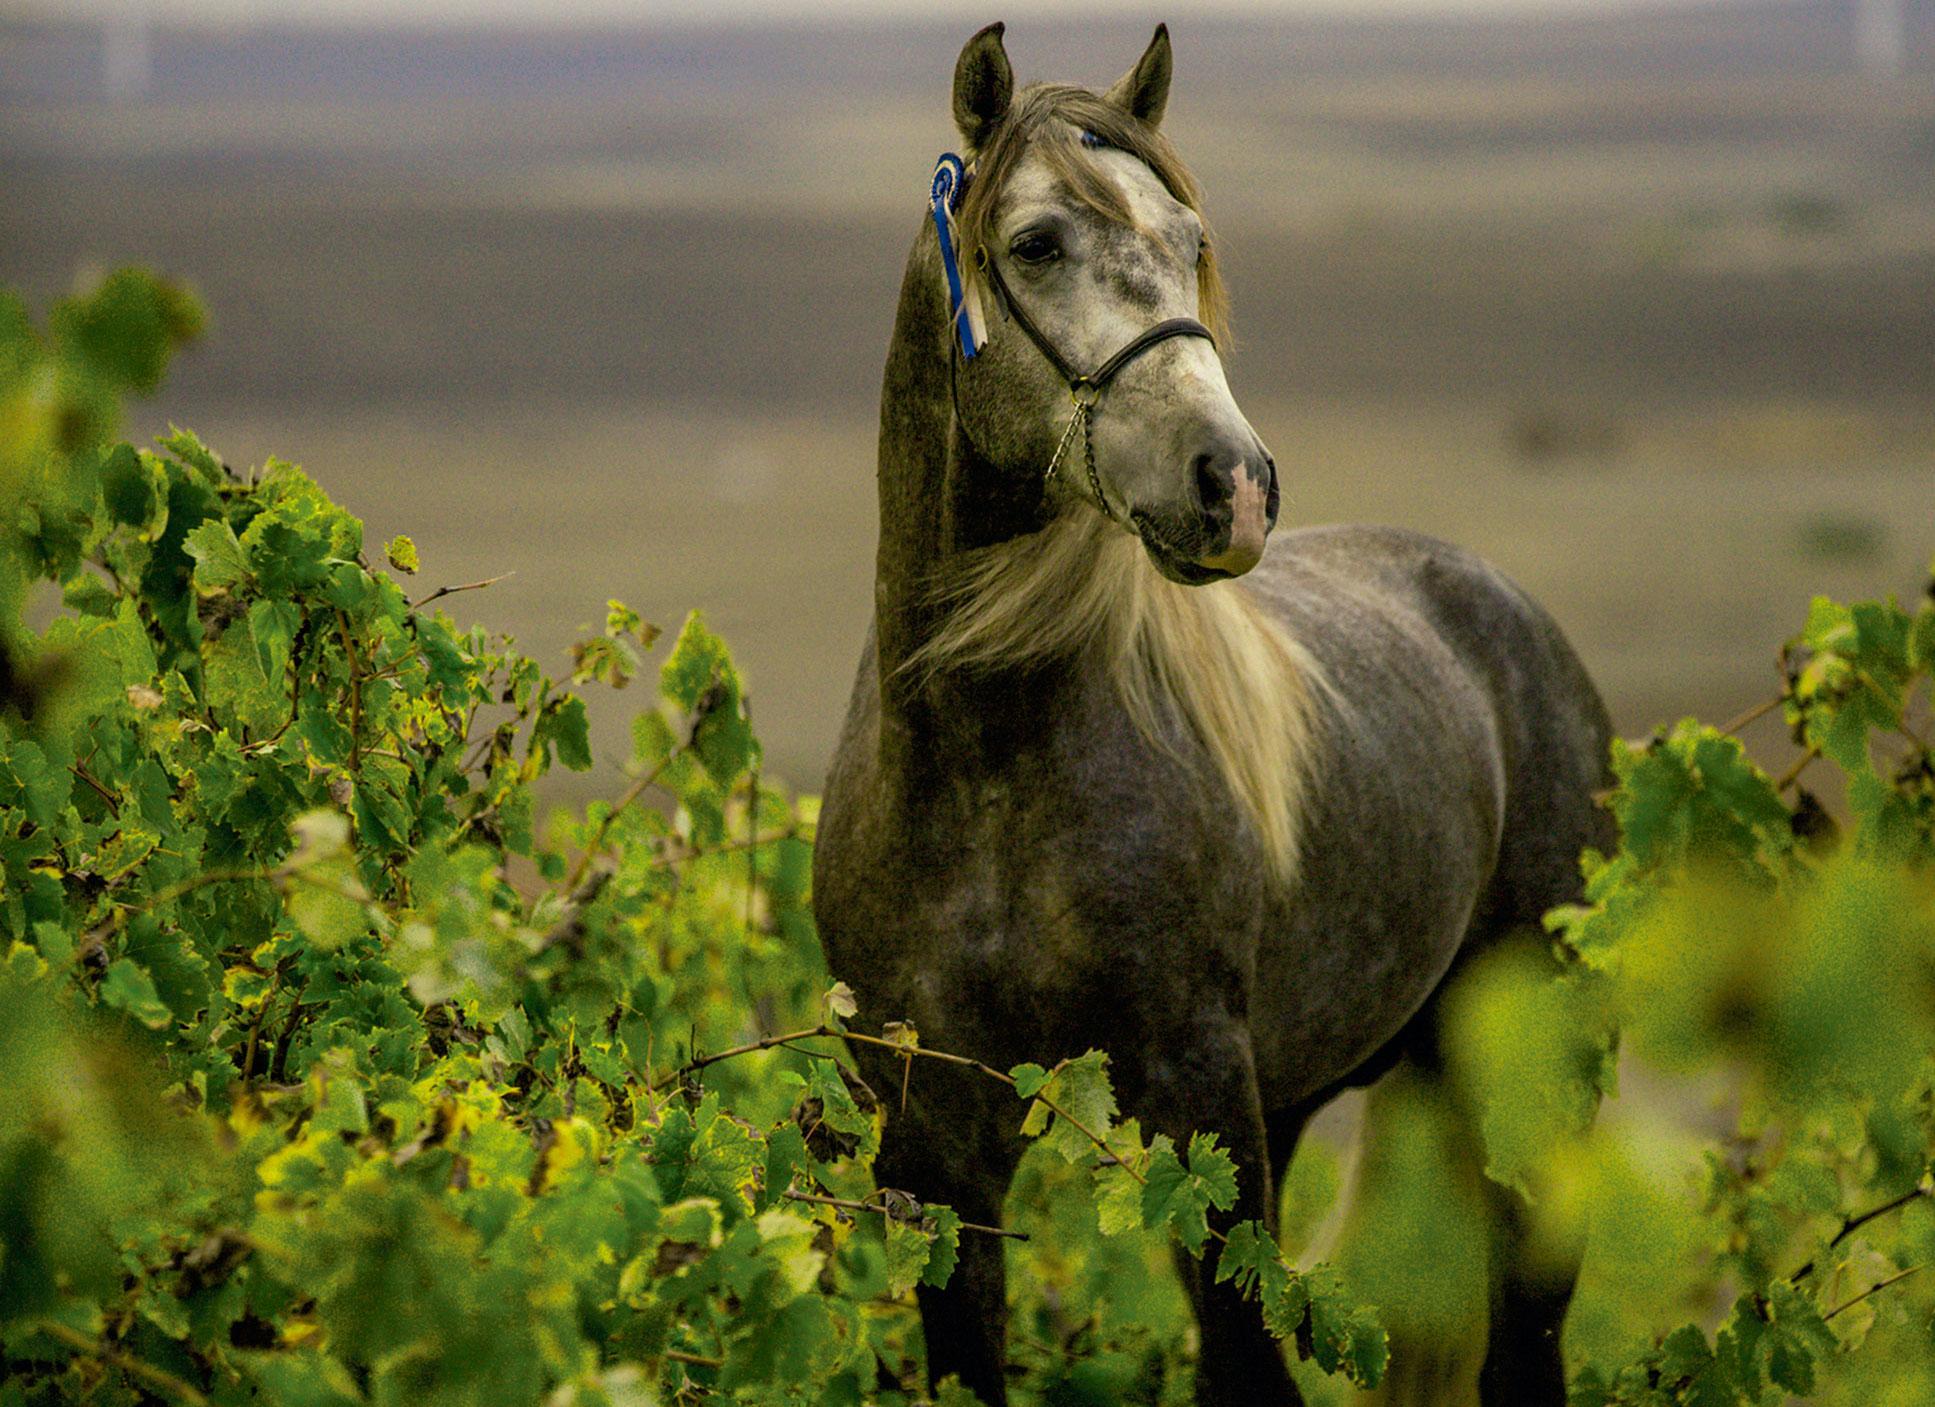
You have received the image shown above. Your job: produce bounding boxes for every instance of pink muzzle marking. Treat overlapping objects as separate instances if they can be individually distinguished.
[1199,464,1268,576]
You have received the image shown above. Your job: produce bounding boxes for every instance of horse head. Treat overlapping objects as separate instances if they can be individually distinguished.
[945,23,1278,582]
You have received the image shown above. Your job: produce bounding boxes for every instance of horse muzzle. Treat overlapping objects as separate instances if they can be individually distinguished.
[1137,438,1279,583]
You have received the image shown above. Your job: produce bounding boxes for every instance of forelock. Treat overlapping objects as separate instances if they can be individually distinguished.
[955,84,1231,346]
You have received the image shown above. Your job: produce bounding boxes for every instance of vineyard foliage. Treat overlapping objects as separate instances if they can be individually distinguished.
[1,269,1932,1407]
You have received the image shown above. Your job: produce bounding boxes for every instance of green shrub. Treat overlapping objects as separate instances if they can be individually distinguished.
[3,269,1932,1406]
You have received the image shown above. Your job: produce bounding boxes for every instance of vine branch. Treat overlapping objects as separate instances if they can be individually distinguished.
[409,572,513,612]
[782,1188,1028,1241]
[565,748,685,892]
[1825,1264,1922,1321]
[33,1321,211,1407]
[663,1348,723,1369]
[1790,1182,1931,1284]
[1720,695,1782,736]
[670,1025,1148,1194]
[1774,745,1820,793]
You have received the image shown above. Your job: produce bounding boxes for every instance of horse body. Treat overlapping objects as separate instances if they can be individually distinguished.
[813,25,1612,1405]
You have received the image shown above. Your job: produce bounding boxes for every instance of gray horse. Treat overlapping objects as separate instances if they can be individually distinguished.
[814,23,1612,1406]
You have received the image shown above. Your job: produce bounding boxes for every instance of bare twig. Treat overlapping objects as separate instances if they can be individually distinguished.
[334,609,364,774]
[670,1025,1144,1192]
[68,763,119,809]
[122,867,272,917]
[663,1348,723,1369]
[782,1188,1028,1241]
[33,1321,211,1407]
[655,828,799,871]
[743,698,759,935]
[1825,1264,1922,1321]
[239,967,283,1082]
[269,985,311,1085]
[671,1024,831,1083]
[564,749,685,892]
[1774,746,1819,793]
[1791,1183,1932,1284]
[409,572,514,613]
[1720,695,1783,737]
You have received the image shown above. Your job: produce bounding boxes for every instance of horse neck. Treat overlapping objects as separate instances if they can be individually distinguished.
[871,227,1093,776]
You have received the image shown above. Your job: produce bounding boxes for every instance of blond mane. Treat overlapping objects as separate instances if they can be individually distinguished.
[906,513,1324,888]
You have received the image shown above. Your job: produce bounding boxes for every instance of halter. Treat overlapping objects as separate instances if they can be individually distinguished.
[930,148,1218,528]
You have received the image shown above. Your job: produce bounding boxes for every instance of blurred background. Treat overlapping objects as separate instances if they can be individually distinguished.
[3,0,1932,795]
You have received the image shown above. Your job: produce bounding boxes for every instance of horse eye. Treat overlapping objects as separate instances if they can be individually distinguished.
[1010,231,1061,265]
[1196,236,1210,266]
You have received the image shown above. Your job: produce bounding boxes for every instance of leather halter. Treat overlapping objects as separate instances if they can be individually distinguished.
[932,145,1219,528]
[968,244,1216,527]
[973,246,1214,401]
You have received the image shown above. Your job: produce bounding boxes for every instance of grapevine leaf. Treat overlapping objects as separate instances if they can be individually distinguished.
[1302,1264,1387,1387]
[100,957,172,1028]
[884,1218,933,1298]
[822,980,857,1021]
[1008,1062,1050,1099]
[1018,1049,1116,1164]
[921,1206,962,1288]
[183,519,250,589]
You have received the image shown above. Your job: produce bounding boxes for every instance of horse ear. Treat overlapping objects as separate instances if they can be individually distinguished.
[1105,23,1172,129]
[953,22,1013,150]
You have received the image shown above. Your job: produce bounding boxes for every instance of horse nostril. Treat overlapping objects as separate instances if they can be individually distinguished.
[1193,453,1227,530]
[1263,453,1280,523]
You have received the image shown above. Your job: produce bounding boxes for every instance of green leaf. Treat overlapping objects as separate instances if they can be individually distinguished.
[1008,1062,1050,1099]
[100,957,172,1028]
[660,610,736,713]
[383,534,419,574]
[541,695,594,772]
[286,870,368,951]
[1017,1049,1116,1164]
[933,1378,991,1407]
[1303,1264,1388,1387]
[672,1096,765,1216]
[659,611,756,784]
[183,518,250,589]
[51,267,204,394]
[100,442,159,529]
[223,966,274,1008]
[759,1123,813,1213]
[1186,1131,1239,1208]
[884,1218,933,1298]
[157,426,224,481]
[1764,1281,1837,1394]
[1094,1163,1144,1236]
[1141,1133,1227,1253]
[921,1206,962,1288]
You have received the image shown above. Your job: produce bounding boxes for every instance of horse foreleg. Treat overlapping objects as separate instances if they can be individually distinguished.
[1141,1025,1303,1407]
[912,1195,1012,1406]
[1385,1021,1594,1407]
[872,1074,1020,1406]
[1474,1171,1578,1407]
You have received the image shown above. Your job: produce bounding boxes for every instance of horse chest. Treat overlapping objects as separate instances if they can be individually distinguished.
[818,733,1264,1063]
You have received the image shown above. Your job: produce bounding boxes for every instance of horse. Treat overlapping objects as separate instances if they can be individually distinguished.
[812,23,1613,1406]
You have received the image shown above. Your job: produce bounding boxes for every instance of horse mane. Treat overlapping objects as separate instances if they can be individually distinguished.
[955,83,1230,347]
[906,512,1325,889]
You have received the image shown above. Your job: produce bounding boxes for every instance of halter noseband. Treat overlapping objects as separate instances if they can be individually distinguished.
[930,147,1218,528]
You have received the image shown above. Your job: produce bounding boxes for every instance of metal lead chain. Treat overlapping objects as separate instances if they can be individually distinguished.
[1043,385,1127,528]
[1043,398,1089,485]
[1081,415,1122,527]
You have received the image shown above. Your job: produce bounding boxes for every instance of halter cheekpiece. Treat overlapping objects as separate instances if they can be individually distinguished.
[930,146,1219,527]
